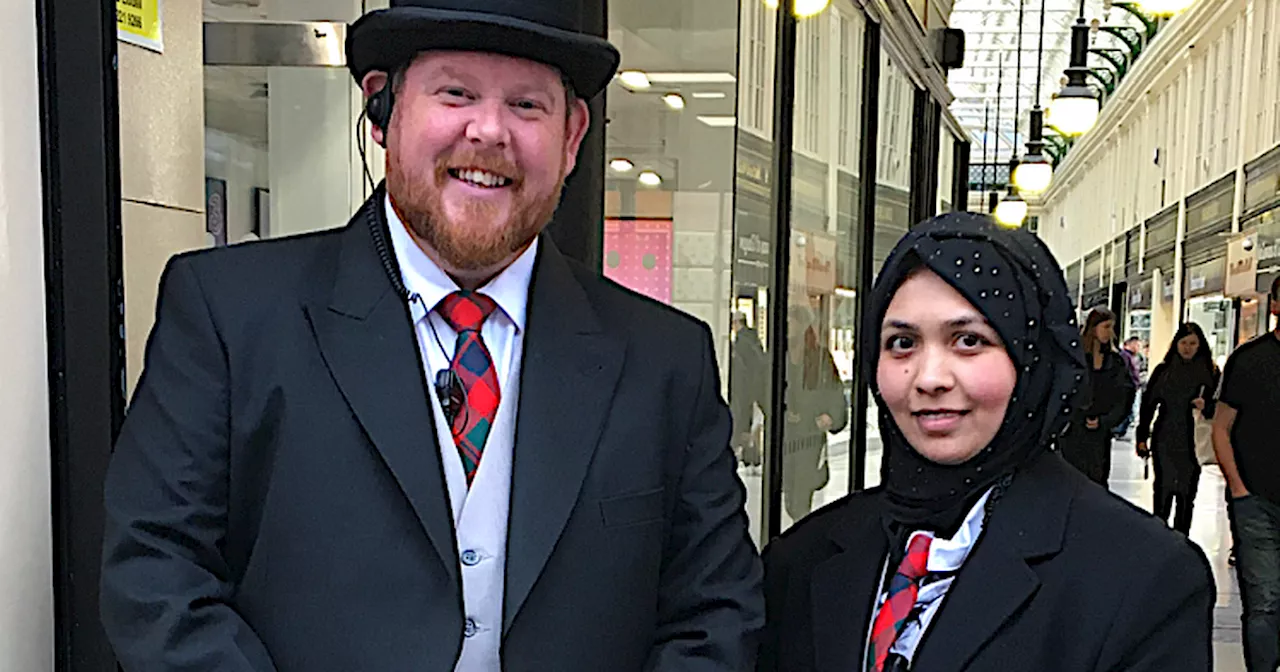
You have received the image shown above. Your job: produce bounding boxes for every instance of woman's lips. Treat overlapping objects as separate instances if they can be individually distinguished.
[912,410,969,434]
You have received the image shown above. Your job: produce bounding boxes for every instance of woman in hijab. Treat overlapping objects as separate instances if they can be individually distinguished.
[1060,307,1136,487]
[757,213,1212,672]
[1136,322,1220,534]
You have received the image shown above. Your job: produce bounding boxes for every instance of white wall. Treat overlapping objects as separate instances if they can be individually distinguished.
[1038,0,1280,267]
[0,0,54,667]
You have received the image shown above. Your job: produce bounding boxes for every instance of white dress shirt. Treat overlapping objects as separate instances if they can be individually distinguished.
[387,197,537,672]
[871,488,993,668]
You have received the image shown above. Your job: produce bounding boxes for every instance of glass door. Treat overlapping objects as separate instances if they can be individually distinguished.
[202,0,384,245]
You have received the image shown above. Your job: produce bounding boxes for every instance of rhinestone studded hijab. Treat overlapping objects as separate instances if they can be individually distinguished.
[864,212,1087,536]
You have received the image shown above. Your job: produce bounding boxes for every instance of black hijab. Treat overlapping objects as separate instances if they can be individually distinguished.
[864,212,1088,537]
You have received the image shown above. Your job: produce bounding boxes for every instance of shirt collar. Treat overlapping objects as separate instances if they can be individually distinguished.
[907,488,993,574]
[384,195,536,333]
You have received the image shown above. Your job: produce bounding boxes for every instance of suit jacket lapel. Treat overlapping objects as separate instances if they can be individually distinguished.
[305,192,458,579]
[503,241,624,632]
[811,501,889,672]
[912,454,1074,671]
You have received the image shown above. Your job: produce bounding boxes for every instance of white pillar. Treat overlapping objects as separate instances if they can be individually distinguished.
[0,0,53,667]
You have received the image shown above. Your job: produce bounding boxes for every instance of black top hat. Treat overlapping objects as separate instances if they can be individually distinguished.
[346,0,621,100]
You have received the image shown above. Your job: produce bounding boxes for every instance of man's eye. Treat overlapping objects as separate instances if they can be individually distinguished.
[514,99,541,111]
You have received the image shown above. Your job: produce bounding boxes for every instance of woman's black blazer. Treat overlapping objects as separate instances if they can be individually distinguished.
[758,453,1213,671]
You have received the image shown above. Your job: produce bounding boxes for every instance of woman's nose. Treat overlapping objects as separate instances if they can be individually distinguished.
[914,347,954,393]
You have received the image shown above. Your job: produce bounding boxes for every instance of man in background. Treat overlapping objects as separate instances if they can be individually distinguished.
[1113,337,1146,437]
[1214,275,1280,671]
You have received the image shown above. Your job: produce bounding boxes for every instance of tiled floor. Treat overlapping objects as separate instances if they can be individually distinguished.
[738,430,1250,670]
[1107,435,1246,671]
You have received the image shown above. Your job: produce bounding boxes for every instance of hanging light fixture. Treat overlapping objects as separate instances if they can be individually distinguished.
[995,192,1030,227]
[1135,0,1195,17]
[1014,0,1054,194]
[996,159,1029,227]
[763,0,831,17]
[1050,0,1101,136]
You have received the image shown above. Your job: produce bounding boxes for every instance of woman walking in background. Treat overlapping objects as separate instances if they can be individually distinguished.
[1061,307,1135,488]
[1136,323,1219,534]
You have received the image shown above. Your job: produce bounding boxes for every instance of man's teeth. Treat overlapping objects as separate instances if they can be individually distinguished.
[456,169,511,188]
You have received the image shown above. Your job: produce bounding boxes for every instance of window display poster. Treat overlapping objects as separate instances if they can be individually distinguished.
[603,218,673,305]
[117,0,163,53]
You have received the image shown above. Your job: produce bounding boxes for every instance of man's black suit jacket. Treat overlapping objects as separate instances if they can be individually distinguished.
[758,453,1214,672]
[100,191,764,671]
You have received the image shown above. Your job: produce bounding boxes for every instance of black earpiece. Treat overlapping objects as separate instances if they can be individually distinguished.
[366,84,395,132]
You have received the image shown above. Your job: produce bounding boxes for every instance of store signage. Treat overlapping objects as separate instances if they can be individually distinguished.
[117,0,163,53]
[1226,231,1259,298]
[1185,258,1225,298]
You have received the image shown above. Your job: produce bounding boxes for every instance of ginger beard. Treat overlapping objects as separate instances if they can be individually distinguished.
[386,137,567,274]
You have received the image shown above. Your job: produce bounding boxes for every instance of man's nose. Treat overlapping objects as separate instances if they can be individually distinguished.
[465,99,511,148]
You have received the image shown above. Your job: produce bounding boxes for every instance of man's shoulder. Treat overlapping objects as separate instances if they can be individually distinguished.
[174,228,343,279]
[168,228,347,309]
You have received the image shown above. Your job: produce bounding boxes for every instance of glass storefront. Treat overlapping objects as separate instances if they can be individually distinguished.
[118,0,966,549]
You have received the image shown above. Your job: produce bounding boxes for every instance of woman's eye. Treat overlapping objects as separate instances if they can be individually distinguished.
[884,335,914,353]
[955,333,990,350]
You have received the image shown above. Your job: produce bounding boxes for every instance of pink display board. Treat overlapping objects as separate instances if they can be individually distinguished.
[603,218,673,304]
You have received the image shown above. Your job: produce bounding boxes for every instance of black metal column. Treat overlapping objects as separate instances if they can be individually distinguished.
[762,3,799,543]
[851,20,882,494]
[547,0,607,270]
[909,89,941,225]
[37,0,123,669]
[952,139,971,212]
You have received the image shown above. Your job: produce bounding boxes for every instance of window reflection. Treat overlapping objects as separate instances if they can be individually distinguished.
[778,4,866,531]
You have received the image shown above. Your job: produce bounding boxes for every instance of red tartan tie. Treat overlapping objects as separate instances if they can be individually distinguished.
[437,291,501,486]
[868,534,933,671]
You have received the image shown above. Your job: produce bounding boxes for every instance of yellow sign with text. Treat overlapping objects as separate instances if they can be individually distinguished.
[117,0,163,53]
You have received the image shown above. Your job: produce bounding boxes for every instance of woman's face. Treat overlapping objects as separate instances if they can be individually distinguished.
[1176,333,1200,361]
[1093,319,1115,346]
[877,269,1018,465]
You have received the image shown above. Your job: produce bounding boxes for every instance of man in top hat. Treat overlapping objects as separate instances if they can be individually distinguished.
[98,1,764,670]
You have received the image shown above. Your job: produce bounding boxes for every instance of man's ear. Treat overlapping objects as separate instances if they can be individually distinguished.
[561,98,591,176]
[361,70,390,147]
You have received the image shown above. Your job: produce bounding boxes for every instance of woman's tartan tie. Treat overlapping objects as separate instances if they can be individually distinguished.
[437,291,501,486]
[868,533,933,671]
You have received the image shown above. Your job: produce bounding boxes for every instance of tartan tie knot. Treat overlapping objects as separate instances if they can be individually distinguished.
[899,533,932,582]
[868,533,933,671]
[438,291,498,333]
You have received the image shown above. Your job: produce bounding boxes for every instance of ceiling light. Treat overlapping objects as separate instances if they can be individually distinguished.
[1136,0,1195,16]
[1051,17,1101,136]
[763,0,831,16]
[618,70,651,90]
[994,193,1029,228]
[697,115,737,127]
[1013,157,1053,195]
[692,92,727,99]
[662,93,685,110]
[1049,94,1100,136]
[638,171,662,187]
[794,0,831,17]
[646,72,737,84]
[1014,107,1054,195]
[609,158,635,173]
